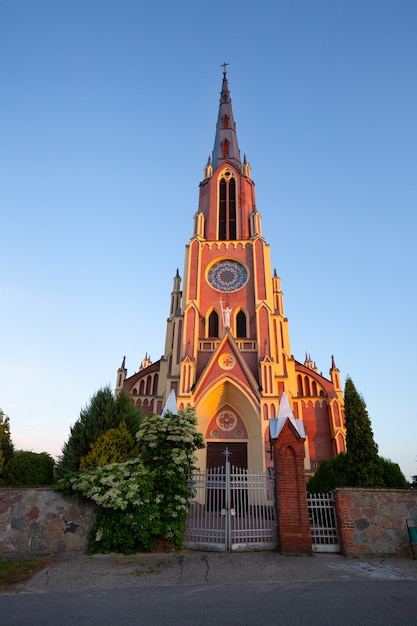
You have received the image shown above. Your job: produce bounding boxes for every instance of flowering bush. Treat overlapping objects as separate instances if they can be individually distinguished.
[60,407,204,553]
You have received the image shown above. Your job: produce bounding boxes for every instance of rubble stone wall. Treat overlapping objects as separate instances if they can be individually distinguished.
[0,488,96,555]
[335,488,417,557]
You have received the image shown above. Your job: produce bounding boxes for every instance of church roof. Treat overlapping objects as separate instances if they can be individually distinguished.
[211,67,241,170]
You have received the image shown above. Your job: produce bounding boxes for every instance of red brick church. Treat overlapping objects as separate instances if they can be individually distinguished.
[116,69,346,478]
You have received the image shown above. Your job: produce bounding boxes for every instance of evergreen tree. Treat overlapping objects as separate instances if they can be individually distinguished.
[308,377,408,492]
[79,421,139,471]
[344,376,383,487]
[56,387,142,478]
[0,410,14,474]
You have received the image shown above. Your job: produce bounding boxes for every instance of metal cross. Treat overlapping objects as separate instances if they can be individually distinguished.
[221,62,229,74]
[223,446,232,462]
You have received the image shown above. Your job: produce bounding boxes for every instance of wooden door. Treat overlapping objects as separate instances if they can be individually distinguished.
[206,442,247,470]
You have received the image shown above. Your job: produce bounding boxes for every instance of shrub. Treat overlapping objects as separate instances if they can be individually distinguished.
[307,453,350,493]
[378,457,409,489]
[63,407,205,553]
[307,453,409,493]
[79,421,139,471]
[2,452,54,486]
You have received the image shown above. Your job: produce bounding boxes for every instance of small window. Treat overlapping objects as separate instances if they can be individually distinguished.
[236,311,247,338]
[208,310,219,337]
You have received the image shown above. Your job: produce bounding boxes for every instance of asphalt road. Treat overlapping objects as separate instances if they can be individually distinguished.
[2,580,417,625]
[1,551,417,625]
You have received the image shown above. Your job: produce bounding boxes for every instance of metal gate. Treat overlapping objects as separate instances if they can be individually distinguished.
[184,460,277,551]
[308,492,340,552]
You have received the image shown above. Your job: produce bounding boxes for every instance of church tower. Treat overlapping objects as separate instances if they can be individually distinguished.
[116,69,346,477]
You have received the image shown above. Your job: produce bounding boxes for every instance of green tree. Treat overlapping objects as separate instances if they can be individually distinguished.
[344,376,383,487]
[307,453,350,493]
[80,421,139,471]
[308,377,408,492]
[2,451,54,486]
[0,410,15,474]
[56,387,142,478]
[378,457,409,489]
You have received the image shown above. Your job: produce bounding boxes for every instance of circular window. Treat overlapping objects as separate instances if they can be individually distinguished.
[207,260,248,292]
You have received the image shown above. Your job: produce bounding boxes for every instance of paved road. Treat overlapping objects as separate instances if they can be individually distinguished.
[2,580,417,625]
[1,551,416,625]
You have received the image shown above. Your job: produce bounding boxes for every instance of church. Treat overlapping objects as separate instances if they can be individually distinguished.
[116,69,346,478]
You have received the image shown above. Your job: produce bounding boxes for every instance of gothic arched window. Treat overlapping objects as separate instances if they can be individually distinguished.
[236,310,247,338]
[218,174,237,240]
[208,310,219,337]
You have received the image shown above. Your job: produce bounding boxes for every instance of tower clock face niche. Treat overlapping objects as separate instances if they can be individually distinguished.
[207,260,248,292]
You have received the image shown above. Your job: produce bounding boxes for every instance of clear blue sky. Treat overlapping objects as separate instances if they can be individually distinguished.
[1,1,416,480]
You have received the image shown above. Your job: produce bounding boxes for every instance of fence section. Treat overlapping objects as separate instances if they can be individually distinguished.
[307,491,340,552]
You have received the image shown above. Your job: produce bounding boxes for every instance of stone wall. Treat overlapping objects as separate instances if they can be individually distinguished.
[335,488,417,557]
[0,488,96,555]
[2,486,417,557]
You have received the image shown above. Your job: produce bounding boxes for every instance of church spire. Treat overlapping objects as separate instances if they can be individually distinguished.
[211,65,241,170]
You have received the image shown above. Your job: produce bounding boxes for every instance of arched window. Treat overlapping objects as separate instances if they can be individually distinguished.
[229,178,236,239]
[208,310,219,337]
[222,140,229,158]
[236,310,247,338]
[146,376,152,395]
[297,375,303,396]
[223,115,228,128]
[218,174,237,240]
[219,178,226,239]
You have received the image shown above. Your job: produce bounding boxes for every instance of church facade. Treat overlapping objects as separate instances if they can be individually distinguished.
[116,70,346,478]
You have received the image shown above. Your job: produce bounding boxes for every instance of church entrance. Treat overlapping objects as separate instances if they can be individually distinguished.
[206,442,247,470]
[184,449,276,552]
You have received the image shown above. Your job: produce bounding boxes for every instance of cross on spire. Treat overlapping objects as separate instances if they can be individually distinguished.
[221,61,229,76]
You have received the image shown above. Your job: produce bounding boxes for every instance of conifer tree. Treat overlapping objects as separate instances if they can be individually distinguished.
[0,410,14,474]
[308,377,407,492]
[56,387,142,478]
[344,376,383,487]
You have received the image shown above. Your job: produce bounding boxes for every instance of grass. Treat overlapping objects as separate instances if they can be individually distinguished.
[0,558,51,591]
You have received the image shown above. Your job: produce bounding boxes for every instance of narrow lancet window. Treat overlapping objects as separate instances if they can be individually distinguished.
[219,179,227,240]
[218,174,237,240]
[208,310,219,337]
[236,310,247,338]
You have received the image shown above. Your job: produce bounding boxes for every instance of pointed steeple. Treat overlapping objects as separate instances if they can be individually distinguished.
[269,392,306,439]
[211,67,241,170]
[161,389,178,417]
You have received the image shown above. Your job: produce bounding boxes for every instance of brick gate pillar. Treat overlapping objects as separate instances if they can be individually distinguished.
[271,419,312,554]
